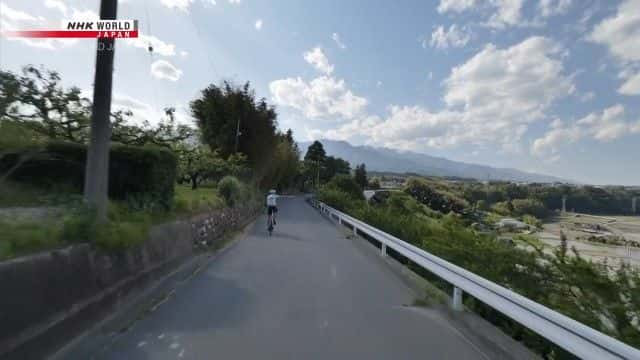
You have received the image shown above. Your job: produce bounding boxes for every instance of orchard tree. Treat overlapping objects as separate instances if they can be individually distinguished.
[1,66,91,143]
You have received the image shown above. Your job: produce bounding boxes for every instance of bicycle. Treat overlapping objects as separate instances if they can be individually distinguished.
[267,206,277,235]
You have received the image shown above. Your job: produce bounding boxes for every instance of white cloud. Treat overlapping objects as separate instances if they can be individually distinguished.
[437,0,534,29]
[487,0,526,28]
[532,105,640,158]
[332,33,347,49]
[1,3,38,22]
[619,72,640,95]
[126,33,176,56]
[579,91,595,102]
[539,0,572,18]
[269,76,367,120]
[150,59,183,81]
[0,3,77,50]
[589,0,640,95]
[428,71,434,80]
[44,0,68,15]
[428,24,471,49]
[303,47,334,75]
[69,8,99,21]
[437,0,477,13]
[161,0,194,12]
[313,36,573,152]
[444,37,572,117]
[228,0,241,4]
[111,93,194,127]
[255,19,263,30]
[180,50,189,58]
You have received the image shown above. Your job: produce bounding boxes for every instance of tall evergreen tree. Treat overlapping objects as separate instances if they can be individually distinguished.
[354,163,368,190]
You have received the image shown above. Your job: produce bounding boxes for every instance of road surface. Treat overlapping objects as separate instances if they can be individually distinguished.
[98,196,489,359]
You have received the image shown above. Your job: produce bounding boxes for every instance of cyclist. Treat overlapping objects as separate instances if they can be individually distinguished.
[266,189,278,229]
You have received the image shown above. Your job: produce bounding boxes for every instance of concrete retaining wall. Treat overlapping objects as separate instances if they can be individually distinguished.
[0,205,258,359]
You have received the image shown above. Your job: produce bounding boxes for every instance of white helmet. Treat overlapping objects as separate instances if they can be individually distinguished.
[269,189,276,194]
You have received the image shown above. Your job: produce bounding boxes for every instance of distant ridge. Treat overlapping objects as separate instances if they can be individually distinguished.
[298,139,568,183]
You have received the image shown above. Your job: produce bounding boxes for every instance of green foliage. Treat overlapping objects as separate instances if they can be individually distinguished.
[319,192,640,357]
[0,119,45,151]
[522,214,542,228]
[93,220,150,251]
[0,66,91,143]
[460,180,639,215]
[512,198,548,218]
[218,176,244,207]
[303,140,326,163]
[368,177,381,190]
[325,175,364,200]
[2,141,177,209]
[404,177,469,214]
[354,163,367,190]
[0,220,62,260]
[173,184,224,214]
[491,201,513,216]
[300,141,352,190]
[191,82,277,176]
[317,188,364,212]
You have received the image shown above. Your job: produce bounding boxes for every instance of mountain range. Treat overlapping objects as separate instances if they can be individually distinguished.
[298,140,568,183]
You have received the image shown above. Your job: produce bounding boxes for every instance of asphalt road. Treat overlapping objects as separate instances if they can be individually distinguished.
[99,196,488,359]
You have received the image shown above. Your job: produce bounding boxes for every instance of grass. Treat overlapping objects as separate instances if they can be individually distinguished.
[173,184,224,215]
[0,181,82,208]
[0,183,230,260]
[0,220,64,260]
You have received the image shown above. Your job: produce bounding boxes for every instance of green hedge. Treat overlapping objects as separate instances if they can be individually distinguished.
[2,141,177,208]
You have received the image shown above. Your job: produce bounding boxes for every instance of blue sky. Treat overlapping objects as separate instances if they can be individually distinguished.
[1,0,639,185]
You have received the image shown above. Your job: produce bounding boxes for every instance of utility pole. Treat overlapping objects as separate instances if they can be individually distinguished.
[84,0,117,221]
[234,117,241,153]
[316,159,320,191]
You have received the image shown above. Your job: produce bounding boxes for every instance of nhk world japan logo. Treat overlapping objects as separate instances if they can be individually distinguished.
[1,20,138,38]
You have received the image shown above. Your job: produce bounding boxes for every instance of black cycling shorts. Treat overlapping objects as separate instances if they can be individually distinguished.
[267,206,278,215]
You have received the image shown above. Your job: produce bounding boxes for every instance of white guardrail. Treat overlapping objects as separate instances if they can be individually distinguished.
[310,199,640,360]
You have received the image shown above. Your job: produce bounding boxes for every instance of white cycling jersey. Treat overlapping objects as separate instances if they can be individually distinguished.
[266,194,278,207]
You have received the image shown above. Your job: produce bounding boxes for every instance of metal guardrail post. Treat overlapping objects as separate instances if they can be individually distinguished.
[381,244,387,257]
[453,286,463,311]
[353,224,357,236]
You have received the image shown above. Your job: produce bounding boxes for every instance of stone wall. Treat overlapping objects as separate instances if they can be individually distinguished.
[0,205,258,359]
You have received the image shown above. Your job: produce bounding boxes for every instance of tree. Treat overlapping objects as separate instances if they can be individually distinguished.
[1,66,92,143]
[323,156,350,181]
[177,145,224,190]
[111,107,194,149]
[354,163,368,190]
[303,141,326,189]
[304,140,326,163]
[190,81,278,179]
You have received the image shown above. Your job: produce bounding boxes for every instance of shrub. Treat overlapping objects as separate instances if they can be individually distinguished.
[404,177,468,214]
[491,201,513,216]
[317,188,363,212]
[522,214,542,229]
[94,221,149,251]
[61,208,96,243]
[511,198,548,218]
[218,176,244,207]
[325,174,364,200]
[2,141,177,209]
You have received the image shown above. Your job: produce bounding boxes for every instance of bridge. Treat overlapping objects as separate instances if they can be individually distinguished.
[56,196,639,359]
